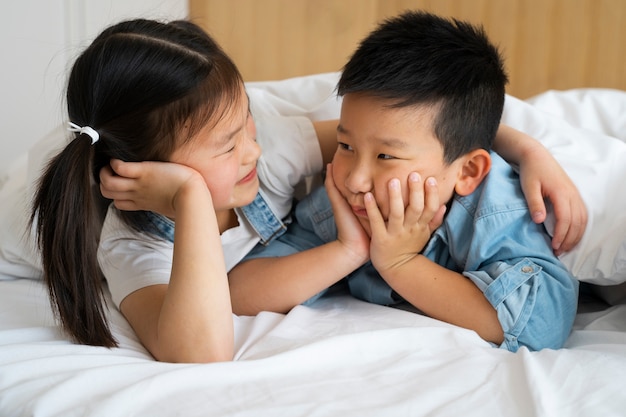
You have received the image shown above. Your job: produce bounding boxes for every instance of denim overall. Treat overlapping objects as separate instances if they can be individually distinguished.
[142,191,287,246]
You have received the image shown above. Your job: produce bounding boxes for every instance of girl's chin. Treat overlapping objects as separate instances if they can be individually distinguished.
[242,183,260,204]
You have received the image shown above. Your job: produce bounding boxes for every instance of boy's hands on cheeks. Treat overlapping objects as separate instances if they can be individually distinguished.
[365,172,445,275]
[99,159,208,219]
[325,164,370,265]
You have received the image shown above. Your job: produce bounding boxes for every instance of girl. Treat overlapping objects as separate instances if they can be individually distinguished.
[32,18,585,363]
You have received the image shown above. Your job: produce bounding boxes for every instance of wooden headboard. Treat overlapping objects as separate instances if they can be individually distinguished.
[189,0,626,99]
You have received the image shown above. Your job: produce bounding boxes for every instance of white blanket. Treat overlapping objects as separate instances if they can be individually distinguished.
[1,277,625,416]
[1,72,626,417]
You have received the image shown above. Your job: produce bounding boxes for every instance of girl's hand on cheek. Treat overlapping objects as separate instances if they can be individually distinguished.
[517,144,587,254]
[99,159,207,219]
[365,172,445,274]
[325,164,370,264]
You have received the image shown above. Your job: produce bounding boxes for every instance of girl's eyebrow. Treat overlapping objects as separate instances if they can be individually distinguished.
[217,94,250,145]
[221,123,243,143]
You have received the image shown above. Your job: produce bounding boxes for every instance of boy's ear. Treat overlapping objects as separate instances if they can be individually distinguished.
[454,149,491,196]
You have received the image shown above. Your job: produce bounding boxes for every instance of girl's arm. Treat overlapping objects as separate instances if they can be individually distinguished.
[313,120,339,165]
[100,160,233,363]
[493,124,588,254]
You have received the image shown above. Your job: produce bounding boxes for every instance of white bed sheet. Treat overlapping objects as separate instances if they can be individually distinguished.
[1,277,626,417]
[1,73,626,417]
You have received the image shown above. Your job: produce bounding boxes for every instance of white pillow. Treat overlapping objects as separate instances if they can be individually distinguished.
[0,125,68,280]
[502,92,626,285]
[526,88,626,142]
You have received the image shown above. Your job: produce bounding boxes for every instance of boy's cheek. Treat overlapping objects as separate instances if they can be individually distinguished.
[359,217,373,237]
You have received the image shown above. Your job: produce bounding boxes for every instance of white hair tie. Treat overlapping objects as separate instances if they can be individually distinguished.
[68,122,99,144]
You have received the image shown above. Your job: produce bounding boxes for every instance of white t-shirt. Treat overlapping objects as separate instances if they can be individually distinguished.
[98,114,322,308]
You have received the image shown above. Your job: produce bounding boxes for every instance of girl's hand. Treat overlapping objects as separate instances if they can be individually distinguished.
[325,164,370,264]
[518,147,588,255]
[99,159,206,219]
[365,172,445,274]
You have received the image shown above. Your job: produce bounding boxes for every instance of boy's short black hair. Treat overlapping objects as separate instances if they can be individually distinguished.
[338,10,508,163]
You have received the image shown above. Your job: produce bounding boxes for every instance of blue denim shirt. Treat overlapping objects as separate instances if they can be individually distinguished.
[287,152,579,352]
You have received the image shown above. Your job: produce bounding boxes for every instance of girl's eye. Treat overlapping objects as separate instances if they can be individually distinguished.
[338,142,353,151]
[378,153,396,160]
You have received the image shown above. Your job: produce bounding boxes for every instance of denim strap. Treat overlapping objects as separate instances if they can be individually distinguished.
[239,191,287,245]
[143,191,286,246]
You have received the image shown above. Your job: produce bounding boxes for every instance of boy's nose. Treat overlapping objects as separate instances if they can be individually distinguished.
[345,162,373,195]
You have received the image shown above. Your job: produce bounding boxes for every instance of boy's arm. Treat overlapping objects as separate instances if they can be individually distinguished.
[493,124,587,254]
[229,164,369,315]
[365,168,577,350]
[363,171,504,344]
[380,255,505,344]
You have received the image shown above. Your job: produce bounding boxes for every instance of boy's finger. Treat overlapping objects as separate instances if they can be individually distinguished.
[404,172,424,226]
[422,177,440,223]
[387,178,404,232]
[364,192,385,235]
[325,164,348,207]
[429,205,447,231]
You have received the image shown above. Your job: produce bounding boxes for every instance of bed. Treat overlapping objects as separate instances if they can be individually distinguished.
[1,69,626,416]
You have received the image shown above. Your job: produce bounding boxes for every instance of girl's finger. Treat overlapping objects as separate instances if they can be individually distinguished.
[109,158,141,178]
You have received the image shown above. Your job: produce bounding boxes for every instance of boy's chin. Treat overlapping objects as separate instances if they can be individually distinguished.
[358,218,373,237]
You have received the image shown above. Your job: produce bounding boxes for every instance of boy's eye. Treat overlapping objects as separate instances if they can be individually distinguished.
[338,142,353,151]
[378,153,396,160]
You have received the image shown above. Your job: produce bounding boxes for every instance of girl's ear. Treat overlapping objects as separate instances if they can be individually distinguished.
[454,149,491,196]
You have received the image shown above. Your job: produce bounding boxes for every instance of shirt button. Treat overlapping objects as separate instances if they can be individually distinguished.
[521,266,533,273]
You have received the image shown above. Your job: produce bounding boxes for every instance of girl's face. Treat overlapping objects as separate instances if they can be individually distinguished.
[169,89,261,212]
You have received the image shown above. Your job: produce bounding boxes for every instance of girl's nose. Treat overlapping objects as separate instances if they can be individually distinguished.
[244,120,261,163]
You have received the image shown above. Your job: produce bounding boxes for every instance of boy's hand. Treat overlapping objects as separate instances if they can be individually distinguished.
[365,172,445,274]
[99,159,207,219]
[325,164,370,264]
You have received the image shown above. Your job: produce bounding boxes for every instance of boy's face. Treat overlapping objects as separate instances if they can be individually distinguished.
[332,93,464,236]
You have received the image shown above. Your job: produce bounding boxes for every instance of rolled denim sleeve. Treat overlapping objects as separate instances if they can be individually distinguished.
[464,257,578,352]
[445,154,580,352]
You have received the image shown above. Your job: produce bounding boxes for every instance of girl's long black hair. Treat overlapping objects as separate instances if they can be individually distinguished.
[31,19,243,347]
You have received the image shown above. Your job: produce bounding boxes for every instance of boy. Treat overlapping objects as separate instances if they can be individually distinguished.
[240,10,578,352]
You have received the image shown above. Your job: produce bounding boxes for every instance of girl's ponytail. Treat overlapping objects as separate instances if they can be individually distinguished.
[31,132,116,347]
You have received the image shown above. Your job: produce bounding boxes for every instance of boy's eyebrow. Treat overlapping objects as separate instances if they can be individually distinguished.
[337,123,408,149]
[377,137,408,149]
